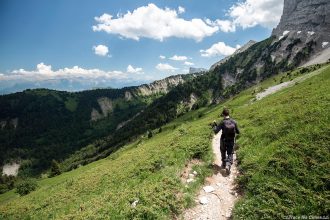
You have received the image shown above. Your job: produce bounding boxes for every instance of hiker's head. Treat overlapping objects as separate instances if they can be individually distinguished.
[221,108,230,117]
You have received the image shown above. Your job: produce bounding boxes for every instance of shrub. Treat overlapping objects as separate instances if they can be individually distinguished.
[16,179,38,196]
[49,159,61,177]
[147,130,153,139]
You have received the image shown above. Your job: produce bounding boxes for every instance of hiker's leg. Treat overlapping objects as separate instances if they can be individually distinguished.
[226,139,235,166]
[220,139,226,166]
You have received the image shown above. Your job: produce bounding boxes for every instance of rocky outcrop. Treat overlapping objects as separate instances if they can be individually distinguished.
[0,121,6,129]
[90,97,113,121]
[189,67,207,74]
[210,40,256,71]
[2,162,20,176]
[272,0,330,40]
[91,108,103,121]
[187,93,198,110]
[136,75,191,96]
[125,91,132,101]
[0,118,18,130]
[222,72,237,88]
[90,74,199,121]
[98,97,113,116]
[176,93,200,115]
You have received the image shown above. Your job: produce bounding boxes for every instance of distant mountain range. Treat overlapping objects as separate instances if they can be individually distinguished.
[0,77,153,95]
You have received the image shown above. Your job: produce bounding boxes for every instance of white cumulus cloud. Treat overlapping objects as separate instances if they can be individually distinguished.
[92,3,218,42]
[127,65,143,74]
[2,63,131,82]
[178,6,185,14]
[93,44,109,56]
[184,61,194,66]
[229,0,284,29]
[159,55,166,59]
[200,42,240,57]
[169,55,188,61]
[0,63,156,92]
[206,19,236,33]
[214,20,236,32]
[156,63,178,72]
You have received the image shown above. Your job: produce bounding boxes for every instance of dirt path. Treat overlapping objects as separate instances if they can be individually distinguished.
[183,132,239,220]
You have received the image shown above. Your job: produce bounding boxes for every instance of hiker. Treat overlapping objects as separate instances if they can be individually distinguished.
[212,108,240,173]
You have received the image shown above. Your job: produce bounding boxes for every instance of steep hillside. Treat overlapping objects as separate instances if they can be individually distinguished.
[0,73,197,176]
[65,32,325,170]
[209,40,256,71]
[233,64,330,218]
[1,64,329,219]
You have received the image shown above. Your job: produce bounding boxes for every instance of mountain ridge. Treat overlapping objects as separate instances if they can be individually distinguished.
[0,72,199,177]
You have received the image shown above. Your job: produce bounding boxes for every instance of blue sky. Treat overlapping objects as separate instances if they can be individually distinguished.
[0,0,284,93]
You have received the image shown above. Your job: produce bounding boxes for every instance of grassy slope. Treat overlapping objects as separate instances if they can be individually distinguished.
[0,108,215,219]
[233,65,330,219]
[0,64,329,219]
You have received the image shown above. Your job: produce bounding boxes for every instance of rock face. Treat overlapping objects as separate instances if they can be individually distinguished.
[91,74,199,121]
[136,75,184,96]
[2,163,20,176]
[272,0,330,39]
[90,97,113,121]
[0,118,18,130]
[136,74,196,96]
[124,91,132,101]
[271,0,330,65]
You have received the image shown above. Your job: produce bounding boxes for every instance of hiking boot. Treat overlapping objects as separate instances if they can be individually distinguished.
[220,163,226,169]
[225,165,231,174]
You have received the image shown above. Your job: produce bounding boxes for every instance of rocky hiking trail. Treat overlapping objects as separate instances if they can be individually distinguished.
[183,132,239,220]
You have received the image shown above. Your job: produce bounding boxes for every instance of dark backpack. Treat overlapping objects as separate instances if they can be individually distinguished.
[223,119,236,136]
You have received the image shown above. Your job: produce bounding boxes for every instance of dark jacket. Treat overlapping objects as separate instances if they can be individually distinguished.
[213,117,240,140]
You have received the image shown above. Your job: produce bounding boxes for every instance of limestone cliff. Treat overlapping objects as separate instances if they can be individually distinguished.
[90,73,199,121]
[135,73,199,96]
[272,0,330,39]
[271,0,330,65]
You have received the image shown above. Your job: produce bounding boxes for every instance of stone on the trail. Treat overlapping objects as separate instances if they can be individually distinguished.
[131,199,139,208]
[199,196,208,205]
[203,186,215,193]
[193,170,198,175]
[225,211,232,218]
[188,173,194,179]
[187,178,195,183]
[216,183,222,187]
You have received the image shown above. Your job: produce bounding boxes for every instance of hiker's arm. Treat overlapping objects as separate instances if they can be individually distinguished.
[235,121,240,134]
[212,120,222,134]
